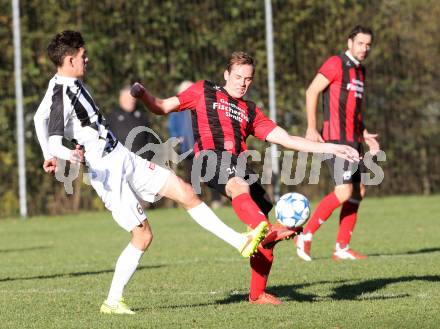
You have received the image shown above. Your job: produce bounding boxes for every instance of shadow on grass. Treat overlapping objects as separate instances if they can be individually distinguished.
[0,264,164,283]
[368,247,440,257]
[0,246,52,253]
[216,279,350,305]
[310,247,440,261]
[222,275,440,304]
[136,279,350,310]
[141,275,440,310]
[330,274,440,300]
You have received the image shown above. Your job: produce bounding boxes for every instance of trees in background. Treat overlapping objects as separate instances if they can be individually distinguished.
[0,0,438,217]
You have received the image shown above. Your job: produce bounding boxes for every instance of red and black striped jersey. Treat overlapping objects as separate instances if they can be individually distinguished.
[319,53,366,145]
[177,80,277,155]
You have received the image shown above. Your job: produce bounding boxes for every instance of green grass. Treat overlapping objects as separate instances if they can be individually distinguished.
[0,195,439,328]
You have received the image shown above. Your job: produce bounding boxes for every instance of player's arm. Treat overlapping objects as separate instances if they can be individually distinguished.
[34,107,53,162]
[130,82,180,115]
[45,86,84,165]
[305,73,330,142]
[266,126,360,162]
[34,104,58,173]
[359,97,380,155]
[48,136,83,164]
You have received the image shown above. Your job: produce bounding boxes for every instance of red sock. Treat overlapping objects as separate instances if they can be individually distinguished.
[231,193,269,229]
[337,201,360,247]
[249,246,274,300]
[303,192,341,234]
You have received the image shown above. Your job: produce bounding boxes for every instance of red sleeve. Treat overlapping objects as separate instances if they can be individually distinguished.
[177,80,204,111]
[251,106,277,141]
[318,56,341,82]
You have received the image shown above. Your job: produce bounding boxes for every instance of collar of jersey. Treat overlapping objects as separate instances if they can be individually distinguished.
[54,74,79,86]
[344,50,360,66]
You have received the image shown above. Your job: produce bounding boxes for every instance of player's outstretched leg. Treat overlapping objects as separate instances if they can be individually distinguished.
[101,221,153,314]
[159,173,268,257]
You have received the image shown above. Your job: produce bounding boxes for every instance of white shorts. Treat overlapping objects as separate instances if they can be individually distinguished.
[87,143,171,232]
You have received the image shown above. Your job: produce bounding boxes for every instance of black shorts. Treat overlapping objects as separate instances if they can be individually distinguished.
[192,150,273,216]
[325,143,366,185]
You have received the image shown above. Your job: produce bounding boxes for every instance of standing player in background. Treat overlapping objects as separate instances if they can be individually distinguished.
[294,25,380,261]
[34,31,270,314]
[131,51,360,304]
[107,85,157,161]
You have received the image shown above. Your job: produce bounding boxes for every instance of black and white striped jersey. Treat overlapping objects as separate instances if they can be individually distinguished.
[34,74,117,160]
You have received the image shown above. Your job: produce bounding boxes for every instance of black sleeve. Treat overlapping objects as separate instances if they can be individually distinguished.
[48,84,65,136]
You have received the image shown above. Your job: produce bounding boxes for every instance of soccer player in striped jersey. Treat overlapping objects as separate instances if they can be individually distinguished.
[294,25,380,261]
[34,31,269,314]
[131,51,360,304]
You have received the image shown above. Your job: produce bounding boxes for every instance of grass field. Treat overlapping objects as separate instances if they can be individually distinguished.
[0,195,439,328]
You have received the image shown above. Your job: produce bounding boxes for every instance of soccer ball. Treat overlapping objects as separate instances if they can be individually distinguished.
[275,193,311,228]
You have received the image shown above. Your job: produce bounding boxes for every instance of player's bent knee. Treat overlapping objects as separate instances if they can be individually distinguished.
[134,232,153,251]
[131,224,154,251]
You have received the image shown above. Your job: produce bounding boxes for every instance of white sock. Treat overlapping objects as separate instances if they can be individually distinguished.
[187,202,244,249]
[106,243,143,305]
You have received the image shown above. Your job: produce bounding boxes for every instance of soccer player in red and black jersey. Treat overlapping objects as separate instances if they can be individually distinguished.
[131,51,360,304]
[294,26,380,261]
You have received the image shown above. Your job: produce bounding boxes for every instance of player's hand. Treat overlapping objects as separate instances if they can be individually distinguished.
[330,144,360,163]
[70,145,85,164]
[130,82,146,98]
[363,130,380,155]
[43,157,57,174]
[305,128,324,143]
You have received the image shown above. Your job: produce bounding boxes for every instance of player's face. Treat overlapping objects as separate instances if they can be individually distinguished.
[348,33,372,62]
[70,47,88,78]
[223,64,254,99]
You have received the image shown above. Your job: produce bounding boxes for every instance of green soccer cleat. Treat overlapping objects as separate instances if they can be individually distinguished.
[238,221,269,257]
[100,298,135,315]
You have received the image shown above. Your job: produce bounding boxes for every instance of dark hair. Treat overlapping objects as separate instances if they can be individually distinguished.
[226,51,255,73]
[47,30,85,67]
[348,25,373,41]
